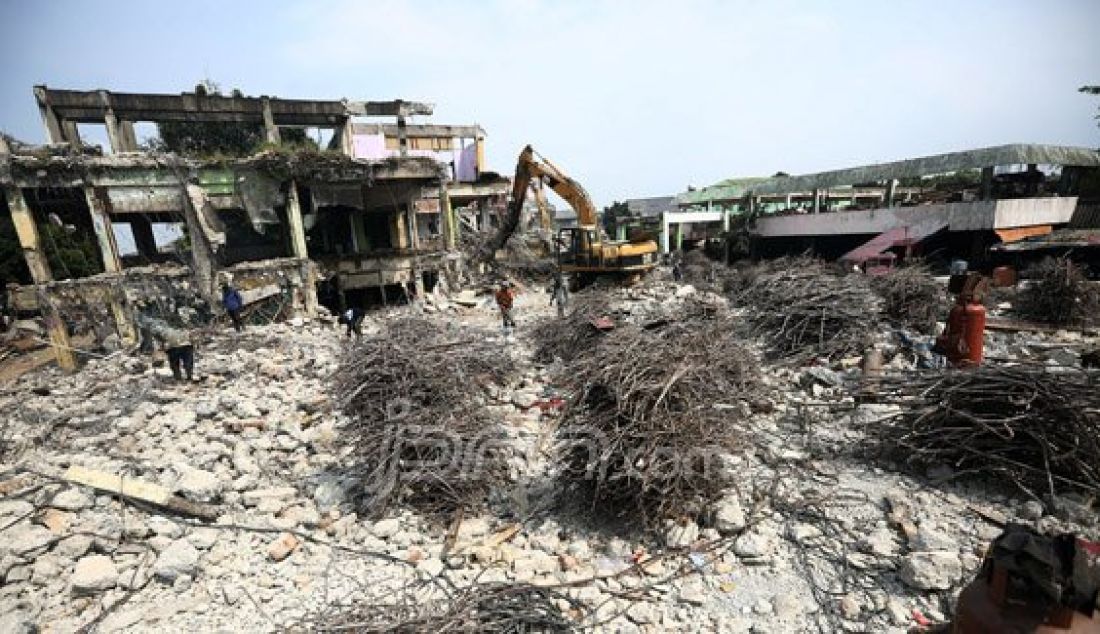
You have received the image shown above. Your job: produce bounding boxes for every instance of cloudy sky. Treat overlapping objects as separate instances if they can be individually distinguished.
[2,0,1098,206]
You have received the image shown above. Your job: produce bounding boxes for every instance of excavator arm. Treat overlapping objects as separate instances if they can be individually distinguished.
[480,145,600,261]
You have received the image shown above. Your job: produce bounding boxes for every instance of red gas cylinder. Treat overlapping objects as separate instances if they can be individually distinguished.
[962,300,986,366]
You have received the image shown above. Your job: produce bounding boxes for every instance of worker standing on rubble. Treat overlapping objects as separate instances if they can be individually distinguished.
[221,282,244,332]
[338,306,365,338]
[549,272,568,318]
[138,315,195,382]
[495,281,518,334]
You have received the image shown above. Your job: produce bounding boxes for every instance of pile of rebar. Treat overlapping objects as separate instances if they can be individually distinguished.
[869,265,945,334]
[864,364,1100,498]
[1017,257,1100,327]
[306,581,578,633]
[531,291,612,364]
[730,256,881,361]
[555,309,763,526]
[331,317,517,517]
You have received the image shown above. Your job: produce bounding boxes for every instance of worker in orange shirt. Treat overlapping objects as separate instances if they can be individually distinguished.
[494,280,518,334]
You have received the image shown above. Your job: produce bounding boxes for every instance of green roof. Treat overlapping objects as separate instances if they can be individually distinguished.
[678,143,1100,204]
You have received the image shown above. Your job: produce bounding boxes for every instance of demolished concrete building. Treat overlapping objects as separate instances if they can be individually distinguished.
[2,86,510,370]
[674,143,1100,264]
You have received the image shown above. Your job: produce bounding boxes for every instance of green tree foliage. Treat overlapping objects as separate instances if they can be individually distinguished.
[601,200,630,235]
[1081,85,1100,130]
[0,214,31,285]
[147,80,317,157]
[39,223,103,280]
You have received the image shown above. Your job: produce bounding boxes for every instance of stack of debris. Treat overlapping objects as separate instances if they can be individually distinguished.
[869,264,945,335]
[331,317,517,517]
[553,299,764,526]
[864,363,1100,498]
[729,256,881,361]
[1018,256,1100,327]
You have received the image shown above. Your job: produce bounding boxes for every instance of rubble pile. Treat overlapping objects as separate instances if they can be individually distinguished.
[555,301,765,526]
[1018,256,1100,327]
[870,265,946,335]
[729,256,882,361]
[530,291,611,363]
[865,363,1100,497]
[331,316,517,517]
[304,579,578,633]
[459,229,556,283]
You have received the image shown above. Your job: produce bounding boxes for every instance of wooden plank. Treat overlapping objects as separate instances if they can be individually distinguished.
[64,465,219,521]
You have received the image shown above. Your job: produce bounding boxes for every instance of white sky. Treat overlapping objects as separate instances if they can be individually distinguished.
[2,0,1098,207]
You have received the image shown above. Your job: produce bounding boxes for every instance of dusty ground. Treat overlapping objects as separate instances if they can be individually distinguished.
[1,278,1098,633]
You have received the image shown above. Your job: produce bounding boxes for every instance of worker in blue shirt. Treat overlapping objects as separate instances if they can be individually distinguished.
[221,282,244,332]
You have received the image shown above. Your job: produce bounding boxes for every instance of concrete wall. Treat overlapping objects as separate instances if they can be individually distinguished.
[754,197,1079,237]
[351,133,478,182]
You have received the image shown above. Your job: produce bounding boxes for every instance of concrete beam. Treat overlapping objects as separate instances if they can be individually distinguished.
[261,97,281,145]
[182,184,220,299]
[4,185,53,283]
[33,85,67,145]
[119,121,139,152]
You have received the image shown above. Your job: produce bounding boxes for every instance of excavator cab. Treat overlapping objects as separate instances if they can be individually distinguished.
[557,227,600,268]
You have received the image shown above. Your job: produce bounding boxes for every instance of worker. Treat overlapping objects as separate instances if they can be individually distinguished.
[672,258,683,282]
[494,281,518,333]
[139,315,194,382]
[338,306,365,338]
[549,273,569,318]
[221,282,244,332]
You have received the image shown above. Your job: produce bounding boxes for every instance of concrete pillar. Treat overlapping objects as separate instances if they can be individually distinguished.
[0,135,8,155]
[335,117,355,156]
[119,121,139,152]
[475,134,486,177]
[785,193,792,209]
[4,186,53,283]
[109,286,138,346]
[981,167,994,201]
[300,261,319,317]
[99,91,124,154]
[675,222,684,251]
[407,203,420,250]
[130,217,158,258]
[659,213,670,253]
[61,121,81,150]
[722,207,730,233]
[38,289,76,372]
[261,97,281,145]
[84,187,122,273]
[33,86,67,146]
[812,189,820,214]
[182,184,219,300]
[440,188,456,250]
[397,115,409,157]
[285,180,308,258]
[885,179,897,208]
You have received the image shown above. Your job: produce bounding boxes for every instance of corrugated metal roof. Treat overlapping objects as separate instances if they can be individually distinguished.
[680,144,1100,203]
[626,196,676,217]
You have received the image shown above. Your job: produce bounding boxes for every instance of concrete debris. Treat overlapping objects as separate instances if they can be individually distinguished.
[0,266,1097,633]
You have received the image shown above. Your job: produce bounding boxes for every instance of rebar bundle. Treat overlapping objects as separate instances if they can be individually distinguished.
[730,256,881,361]
[331,317,517,517]
[307,581,578,633]
[865,364,1100,498]
[556,312,763,526]
[531,292,612,364]
[1018,257,1100,327]
[869,265,946,334]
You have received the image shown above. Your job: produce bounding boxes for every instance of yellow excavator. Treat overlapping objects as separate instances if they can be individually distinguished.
[481,145,659,286]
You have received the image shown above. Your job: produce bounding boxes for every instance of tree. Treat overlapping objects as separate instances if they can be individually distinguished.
[1081,85,1100,131]
[601,200,630,235]
[148,80,317,157]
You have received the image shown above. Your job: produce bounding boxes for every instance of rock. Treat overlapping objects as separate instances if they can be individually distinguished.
[5,524,54,556]
[153,539,200,583]
[71,555,118,594]
[1018,500,1044,521]
[241,486,297,507]
[734,528,776,559]
[417,558,445,577]
[187,528,220,550]
[50,488,94,511]
[773,593,802,620]
[511,391,538,409]
[899,551,961,590]
[663,519,700,548]
[267,533,300,562]
[0,609,35,634]
[313,477,348,511]
[194,400,218,419]
[679,580,707,605]
[513,551,558,576]
[675,285,696,297]
[886,599,910,626]
[839,593,861,620]
[801,366,843,388]
[909,525,954,551]
[55,534,93,559]
[147,516,183,538]
[859,527,900,557]
[786,523,822,544]
[712,494,746,534]
[372,518,400,538]
[174,466,222,502]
